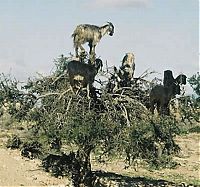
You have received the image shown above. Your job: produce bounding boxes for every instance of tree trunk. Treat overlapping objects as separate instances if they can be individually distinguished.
[71,146,95,187]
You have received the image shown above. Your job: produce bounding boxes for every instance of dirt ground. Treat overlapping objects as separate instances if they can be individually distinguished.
[0,131,199,186]
[92,133,200,186]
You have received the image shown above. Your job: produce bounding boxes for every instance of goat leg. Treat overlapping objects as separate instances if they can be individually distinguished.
[89,45,96,65]
[157,103,162,115]
[86,84,90,99]
[150,101,155,114]
[75,46,79,57]
[79,45,86,55]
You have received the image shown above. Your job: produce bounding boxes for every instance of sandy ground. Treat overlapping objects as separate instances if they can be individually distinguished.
[92,133,200,186]
[0,132,199,186]
[0,149,69,186]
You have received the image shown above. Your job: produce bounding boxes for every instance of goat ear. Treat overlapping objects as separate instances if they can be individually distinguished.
[113,66,118,72]
[107,21,114,28]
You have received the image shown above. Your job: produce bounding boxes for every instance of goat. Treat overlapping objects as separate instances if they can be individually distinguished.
[72,22,114,62]
[150,83,180,115]
[150,70,186,115]
[66,58,103,98]
[107,53,135,91]
[119,52,135,87]
[120,53,135,79]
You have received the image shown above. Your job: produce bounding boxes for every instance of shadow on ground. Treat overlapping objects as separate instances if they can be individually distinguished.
[94,170,180,187]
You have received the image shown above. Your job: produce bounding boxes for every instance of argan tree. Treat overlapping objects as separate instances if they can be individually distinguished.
[0,55,182,186]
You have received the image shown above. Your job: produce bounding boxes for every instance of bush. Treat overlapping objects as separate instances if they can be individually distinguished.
[6,135,22,149]
[1,55,197,186]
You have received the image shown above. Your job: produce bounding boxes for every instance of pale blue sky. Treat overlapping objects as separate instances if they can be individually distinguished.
[0,0,199,85]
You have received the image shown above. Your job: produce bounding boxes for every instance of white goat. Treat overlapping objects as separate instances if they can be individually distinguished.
[120,52,135,80]
[106,53,136,92]
[72,22,114,60]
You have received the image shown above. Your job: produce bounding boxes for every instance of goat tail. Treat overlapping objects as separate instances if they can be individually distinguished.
[71,25,83,46]
[71,34,76,49]
[71,30,79,49]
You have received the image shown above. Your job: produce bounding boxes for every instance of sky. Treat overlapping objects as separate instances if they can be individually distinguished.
[0,0,199,92]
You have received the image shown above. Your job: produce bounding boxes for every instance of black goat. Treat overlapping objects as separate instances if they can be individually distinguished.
[150,84,180,115]
[66,58,103,98]
[150,70,187,115]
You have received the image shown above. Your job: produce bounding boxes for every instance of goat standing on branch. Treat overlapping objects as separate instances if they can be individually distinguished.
[119,52,135,87]
[150,70,187,115]
[72,22,114,63]
[107,53,135,92]
[66,58,103,99]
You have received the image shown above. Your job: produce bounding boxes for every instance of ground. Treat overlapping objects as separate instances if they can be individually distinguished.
[0,124,199,187]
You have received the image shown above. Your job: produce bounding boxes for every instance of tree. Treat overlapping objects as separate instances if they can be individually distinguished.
[0,55,181,186]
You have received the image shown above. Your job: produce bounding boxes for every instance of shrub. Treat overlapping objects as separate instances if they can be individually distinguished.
[1,55,192,186]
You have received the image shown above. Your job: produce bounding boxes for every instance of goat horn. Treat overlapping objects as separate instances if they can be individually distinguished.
[107,21,113,26]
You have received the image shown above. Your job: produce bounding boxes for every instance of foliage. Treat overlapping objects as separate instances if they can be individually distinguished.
[6,135,22,149]
[0,74,36,120]
[174,73,200,125]
[1,55,197,186]
[188,125,200,133]
[176,95,200,124]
